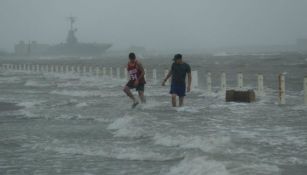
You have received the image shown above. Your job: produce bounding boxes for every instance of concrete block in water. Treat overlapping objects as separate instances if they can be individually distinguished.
[226,90,256,103]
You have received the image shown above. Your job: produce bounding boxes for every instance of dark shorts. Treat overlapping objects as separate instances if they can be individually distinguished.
[126,80,145,92]
[170,83,186,97]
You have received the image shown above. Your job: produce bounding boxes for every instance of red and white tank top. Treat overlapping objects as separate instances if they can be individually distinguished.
[127,61,145,83]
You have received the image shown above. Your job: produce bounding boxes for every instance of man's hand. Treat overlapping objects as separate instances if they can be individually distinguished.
[134,79,139,87]
[187,86,191,92]
[161,79,166,86]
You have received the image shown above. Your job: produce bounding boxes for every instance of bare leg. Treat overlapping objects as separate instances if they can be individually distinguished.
[179,97,184,107]
[123,86,137,102]
[138,91,146,103]
[171,94,177,107]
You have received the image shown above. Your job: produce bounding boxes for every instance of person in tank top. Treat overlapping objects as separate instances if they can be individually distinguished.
[123,52,146,108]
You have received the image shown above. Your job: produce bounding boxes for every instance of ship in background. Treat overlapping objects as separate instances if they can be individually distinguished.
[14,16,112,57]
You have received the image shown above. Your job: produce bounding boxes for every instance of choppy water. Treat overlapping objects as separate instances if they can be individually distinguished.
[1,53,307,175]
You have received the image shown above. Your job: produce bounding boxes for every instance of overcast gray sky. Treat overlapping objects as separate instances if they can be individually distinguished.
[1,0,307,51]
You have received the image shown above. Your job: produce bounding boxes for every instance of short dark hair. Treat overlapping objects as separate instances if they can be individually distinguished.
[173,53,182,60]
[129,52,136,59]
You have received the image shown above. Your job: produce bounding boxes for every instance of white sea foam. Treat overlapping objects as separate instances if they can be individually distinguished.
[17,101,44,108]
[56,78,123,88]
[41,142,180,161]
[43,72,79,79]
[175,106,200,113]
[18,109,39,119]
[153,133,230,152]
[107,113,154,138]
[109,147,180,161]
[257,132,306,148]
[44,72,125,88]
[165,156,229,175]
[76,102,88,108]
[113,125,147,138]
[40,113,110,122]
[24,80,52,87]
[107,117,146,138]
[107,115,135,130]
[0,76,22,83]
[140,88,169,97]
[292,105,307,111]
[198,92,221,98]
[139,99,163,109]
[287,156,307,165]
[230,163,280,175]
[50,90,123,98]
[55,114,95,121]
[190,88,205,94]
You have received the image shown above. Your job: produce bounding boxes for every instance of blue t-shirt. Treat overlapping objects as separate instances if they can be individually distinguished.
[171,62,191,85]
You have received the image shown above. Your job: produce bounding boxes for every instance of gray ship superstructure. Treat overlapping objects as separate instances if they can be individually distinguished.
[15,17,112,56]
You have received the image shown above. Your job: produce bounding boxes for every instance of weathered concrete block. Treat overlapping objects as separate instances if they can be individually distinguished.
[226,90,256,103]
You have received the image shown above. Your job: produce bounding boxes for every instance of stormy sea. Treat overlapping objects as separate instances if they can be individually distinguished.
[1,52,307,175]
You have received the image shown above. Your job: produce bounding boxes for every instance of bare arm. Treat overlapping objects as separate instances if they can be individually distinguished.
[164,70,172,82]
[162,70,172,86]
[136,61,145,80]
[187,72,192,92]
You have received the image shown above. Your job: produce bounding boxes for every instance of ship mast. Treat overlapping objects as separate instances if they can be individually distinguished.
[68,16,77,31]
[66,16,78,44]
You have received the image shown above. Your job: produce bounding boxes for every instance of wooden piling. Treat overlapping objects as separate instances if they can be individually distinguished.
[304,76,307,105]
[116,67,120,79]
[152,69,157,83]
[191,71,198,90]
[257,74,264,96]
[237,73,243,89]
[207,72,212,94]
[221,72,227,94]
[279,74,286,105]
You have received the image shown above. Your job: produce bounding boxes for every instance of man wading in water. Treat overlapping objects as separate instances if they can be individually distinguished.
[123,52,146,108]
[162,54,192,107]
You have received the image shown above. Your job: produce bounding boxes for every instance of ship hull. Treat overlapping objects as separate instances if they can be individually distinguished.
[45,43,112,56]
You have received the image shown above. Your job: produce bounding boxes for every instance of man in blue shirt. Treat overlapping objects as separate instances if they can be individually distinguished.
[162,54,192,107]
